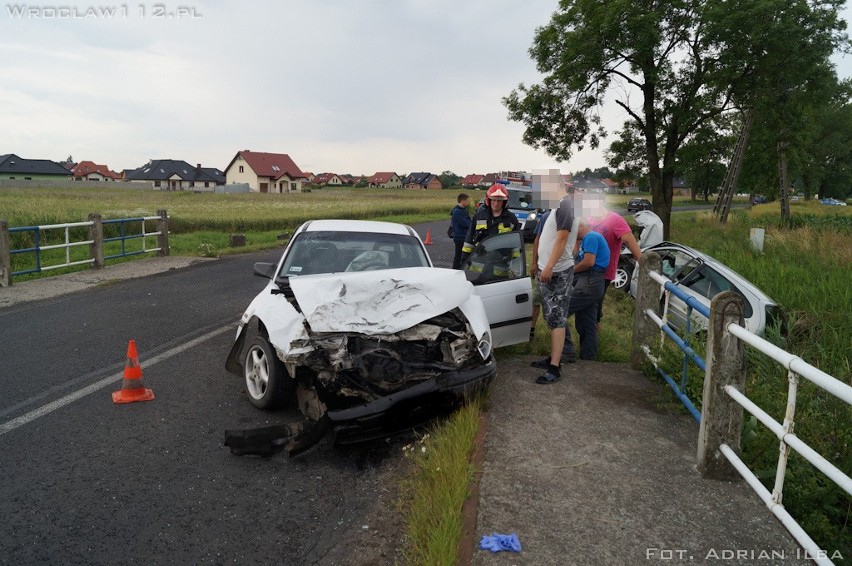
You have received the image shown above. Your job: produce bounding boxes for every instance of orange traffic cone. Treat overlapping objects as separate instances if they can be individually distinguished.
[424,228,433,245]
[112,340,155,404]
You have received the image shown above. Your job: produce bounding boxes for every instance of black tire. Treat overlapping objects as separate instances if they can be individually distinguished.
[242,335,295,410]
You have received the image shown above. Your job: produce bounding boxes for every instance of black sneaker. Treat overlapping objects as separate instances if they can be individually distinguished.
[561,351,577,364]
[536,370,562,384]
[530,357,551,369]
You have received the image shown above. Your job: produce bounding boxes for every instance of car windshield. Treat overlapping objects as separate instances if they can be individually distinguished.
[279,230,430,276]
[507,189,533,209]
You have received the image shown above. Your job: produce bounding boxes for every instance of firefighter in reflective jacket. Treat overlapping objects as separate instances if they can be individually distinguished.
[460,184,521,277]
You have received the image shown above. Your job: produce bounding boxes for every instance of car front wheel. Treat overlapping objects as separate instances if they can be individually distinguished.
[243,336,294,410]
[613,260,633,292]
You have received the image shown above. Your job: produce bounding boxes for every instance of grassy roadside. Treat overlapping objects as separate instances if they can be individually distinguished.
[398,400,484,566]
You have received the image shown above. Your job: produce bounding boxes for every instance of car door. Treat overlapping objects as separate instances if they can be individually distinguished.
[656,249,704,332]
[461,231,532,347]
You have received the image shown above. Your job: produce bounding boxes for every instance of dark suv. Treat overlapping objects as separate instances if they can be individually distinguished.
[627,198,652,212]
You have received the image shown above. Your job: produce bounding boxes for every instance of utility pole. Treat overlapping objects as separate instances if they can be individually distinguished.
[714,109,755,224]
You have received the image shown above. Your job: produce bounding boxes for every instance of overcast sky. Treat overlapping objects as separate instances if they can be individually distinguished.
[1,1,849,177]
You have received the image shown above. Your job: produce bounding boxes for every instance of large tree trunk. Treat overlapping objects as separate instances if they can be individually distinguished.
[641,68,673,238]
[659,172,674,240]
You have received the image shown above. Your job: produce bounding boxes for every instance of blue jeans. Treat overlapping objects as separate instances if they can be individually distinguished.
[563,270,606,360]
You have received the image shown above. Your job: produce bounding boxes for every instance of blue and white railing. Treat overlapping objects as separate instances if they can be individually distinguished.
[0,210,169,287]
[631,252,851,566]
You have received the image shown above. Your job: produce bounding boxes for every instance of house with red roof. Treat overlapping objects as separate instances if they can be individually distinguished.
[71,160,121,182]
[366,172,402,188]
[223,150,307,193]
[482,173,499,185]
[461,174,485,188]
[313,172,344,186]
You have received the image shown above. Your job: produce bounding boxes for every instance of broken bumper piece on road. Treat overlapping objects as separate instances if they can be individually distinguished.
[224,357,496,457]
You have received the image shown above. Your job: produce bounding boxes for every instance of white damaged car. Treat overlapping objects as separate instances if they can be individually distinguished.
[224,219,531,456]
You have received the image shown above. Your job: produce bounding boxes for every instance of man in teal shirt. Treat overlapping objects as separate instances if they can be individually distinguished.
[563,220,610,361]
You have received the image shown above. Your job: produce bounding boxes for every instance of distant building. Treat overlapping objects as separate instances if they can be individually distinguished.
[571,177,609,193]
[223,150,306,193]
[313,172,344,186]
[482,173,499,185]
[71,160,121,182]
[403,172,443,190]
[673,177,690,196]
[461,174,486,188]
[366,172,402,188]
[125,159,225,190]
[0,154,73,180]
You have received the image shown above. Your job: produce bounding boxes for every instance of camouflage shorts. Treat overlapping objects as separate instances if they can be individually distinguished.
[539,267,574,329]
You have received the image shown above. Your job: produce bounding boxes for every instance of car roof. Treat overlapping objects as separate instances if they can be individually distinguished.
[298,219,417,236]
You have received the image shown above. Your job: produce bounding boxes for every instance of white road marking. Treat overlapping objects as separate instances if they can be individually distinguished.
[0,325,233,437]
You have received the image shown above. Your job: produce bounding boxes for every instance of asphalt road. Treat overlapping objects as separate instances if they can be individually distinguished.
[0,247,425,566]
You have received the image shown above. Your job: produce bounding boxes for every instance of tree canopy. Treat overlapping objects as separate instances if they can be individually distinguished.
[505,0,849,236]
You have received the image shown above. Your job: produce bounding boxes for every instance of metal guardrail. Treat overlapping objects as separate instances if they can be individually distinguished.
[720,325,851,566]
[102,216,163,260]
[631,252,850,566]
[9,221,96,276]
[640,270,708,423]
[0,210,169,287]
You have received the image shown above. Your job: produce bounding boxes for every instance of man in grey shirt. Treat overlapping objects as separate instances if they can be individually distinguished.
[531,176,578,384]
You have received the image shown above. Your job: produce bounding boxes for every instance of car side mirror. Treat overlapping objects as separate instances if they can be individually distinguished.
[253,262,277,279]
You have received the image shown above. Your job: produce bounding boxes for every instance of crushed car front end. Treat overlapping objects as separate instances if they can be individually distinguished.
[224,267,495,453]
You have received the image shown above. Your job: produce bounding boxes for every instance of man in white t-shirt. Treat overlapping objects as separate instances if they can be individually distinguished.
[530,190,578,384]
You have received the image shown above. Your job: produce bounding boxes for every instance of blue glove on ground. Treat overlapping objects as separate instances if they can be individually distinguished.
[479,532,522,552]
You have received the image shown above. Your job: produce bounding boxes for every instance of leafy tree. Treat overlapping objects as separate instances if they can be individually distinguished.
[705,0,848,224]
[606,127,647,180]
[439,171,461,189]
[804,88,852,199]
[505,0,847,237]
[677,118,735,201]
[572,166,614,179]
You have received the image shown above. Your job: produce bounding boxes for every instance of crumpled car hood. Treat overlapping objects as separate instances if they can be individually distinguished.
[240,267,489,356]
[289,267,473,334]
[226,266,495,458]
